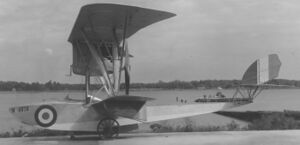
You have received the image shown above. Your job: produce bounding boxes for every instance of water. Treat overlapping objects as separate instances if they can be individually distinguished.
[0,89,300,132]
[132,89,300,111]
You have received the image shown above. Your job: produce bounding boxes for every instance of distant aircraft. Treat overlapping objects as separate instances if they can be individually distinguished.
[9,4,281,139]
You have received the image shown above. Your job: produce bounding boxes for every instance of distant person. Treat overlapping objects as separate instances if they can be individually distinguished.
[216,92,226,98]
[65,94,70,100]
[176,97,178,102]
[221,94,226,98]
[217,92,222,97]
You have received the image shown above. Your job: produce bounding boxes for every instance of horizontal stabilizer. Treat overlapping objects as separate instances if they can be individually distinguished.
[240,84,291,89]
[92,96,154,121]
[242,54,281,85]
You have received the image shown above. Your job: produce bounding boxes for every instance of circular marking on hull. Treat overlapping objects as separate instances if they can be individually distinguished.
[35,105,57,127]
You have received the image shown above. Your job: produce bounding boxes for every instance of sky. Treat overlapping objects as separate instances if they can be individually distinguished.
[0,0,300,83]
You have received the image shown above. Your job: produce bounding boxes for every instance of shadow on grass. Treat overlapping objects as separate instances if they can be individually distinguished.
[150,119,244,133]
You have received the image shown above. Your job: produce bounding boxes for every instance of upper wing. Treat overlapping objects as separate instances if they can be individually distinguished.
[68,4,175,76]
[68,3,176,42]
[91,95,154,121]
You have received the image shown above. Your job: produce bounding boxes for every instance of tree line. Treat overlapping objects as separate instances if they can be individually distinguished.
[0,79,299,91]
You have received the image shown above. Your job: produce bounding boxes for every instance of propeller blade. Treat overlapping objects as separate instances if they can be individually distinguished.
[125,67,130,95]
[124,41,130,95]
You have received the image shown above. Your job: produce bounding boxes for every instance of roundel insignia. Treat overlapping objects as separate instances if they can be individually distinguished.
[35,105,57,127]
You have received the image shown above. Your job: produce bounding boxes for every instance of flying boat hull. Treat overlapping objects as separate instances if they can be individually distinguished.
[9,100,251,132]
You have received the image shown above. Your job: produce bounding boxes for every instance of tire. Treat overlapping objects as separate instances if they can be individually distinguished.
[97,118,119,139]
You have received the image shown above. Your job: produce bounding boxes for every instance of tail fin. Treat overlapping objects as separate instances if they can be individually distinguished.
[242,54,281,85]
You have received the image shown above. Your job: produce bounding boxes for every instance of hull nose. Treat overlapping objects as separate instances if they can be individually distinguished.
[9,105,37,126]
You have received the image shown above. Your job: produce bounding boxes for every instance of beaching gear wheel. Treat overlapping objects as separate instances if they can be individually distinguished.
[35,105,57,127]
[97,118,119,139]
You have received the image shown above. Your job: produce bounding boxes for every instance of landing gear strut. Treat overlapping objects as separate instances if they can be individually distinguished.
[97,118,119,139]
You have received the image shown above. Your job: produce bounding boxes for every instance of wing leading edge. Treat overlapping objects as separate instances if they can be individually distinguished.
[68,3,176,42]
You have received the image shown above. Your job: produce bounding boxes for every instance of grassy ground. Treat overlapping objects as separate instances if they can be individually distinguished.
[150,111,300,132]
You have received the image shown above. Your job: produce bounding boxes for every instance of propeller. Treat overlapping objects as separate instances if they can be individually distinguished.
[124,40,130,95]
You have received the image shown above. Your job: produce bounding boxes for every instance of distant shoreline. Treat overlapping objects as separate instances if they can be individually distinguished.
[0,79,299,92]
[2,87,300,93]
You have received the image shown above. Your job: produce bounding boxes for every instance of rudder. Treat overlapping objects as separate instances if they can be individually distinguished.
[242,54,281,85]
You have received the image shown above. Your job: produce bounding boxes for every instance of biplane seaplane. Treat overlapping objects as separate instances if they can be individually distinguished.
[9,4,281,139]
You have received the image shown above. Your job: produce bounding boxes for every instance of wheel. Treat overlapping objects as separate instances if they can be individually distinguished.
[70,134,75,140]
[97,118,119,139]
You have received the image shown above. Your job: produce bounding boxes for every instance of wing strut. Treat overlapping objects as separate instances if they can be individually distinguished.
[112,42,120,94]
[80,30,114,96]
[112,15,130,95]
[85,73,90,104]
